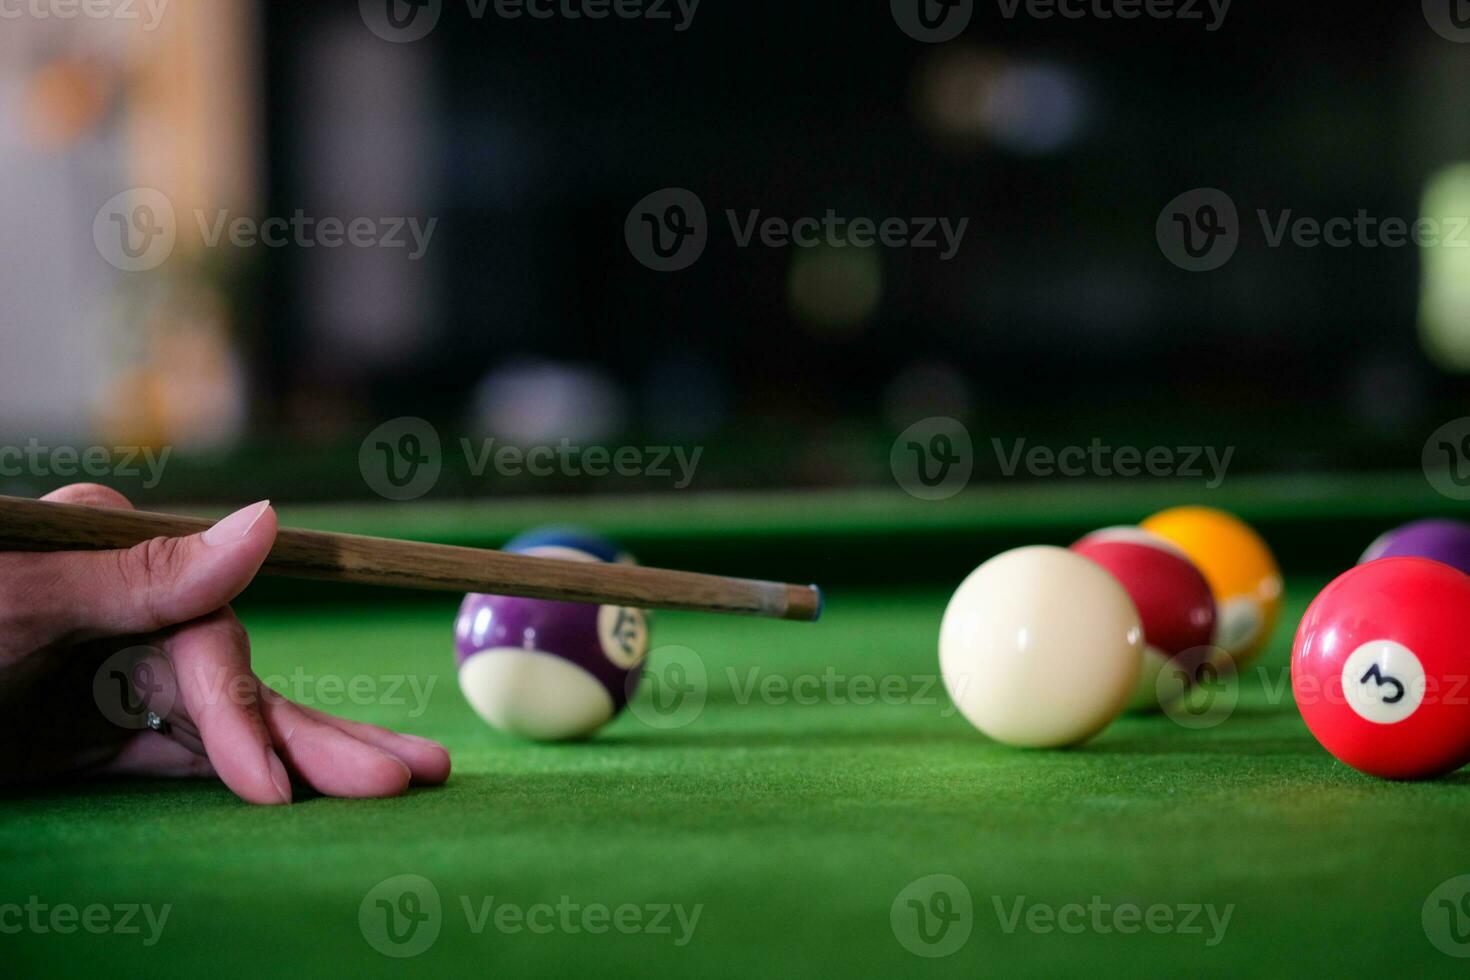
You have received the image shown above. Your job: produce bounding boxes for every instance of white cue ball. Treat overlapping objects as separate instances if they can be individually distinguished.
[940,545,1144,748]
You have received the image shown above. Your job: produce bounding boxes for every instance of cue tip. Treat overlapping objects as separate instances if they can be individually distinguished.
[781,582,823,622]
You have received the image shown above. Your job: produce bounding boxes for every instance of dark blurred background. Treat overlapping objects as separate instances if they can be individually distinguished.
[2,1,1469,504]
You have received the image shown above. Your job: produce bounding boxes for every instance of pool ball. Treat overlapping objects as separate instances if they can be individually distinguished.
[1140,506,1282,673]
[1072,527,1216,712]
[455,528,649,740]
[940,545,1143,748]
[1360,518,1470,576]
[1292,557,1470,780]
[504,525,634,565]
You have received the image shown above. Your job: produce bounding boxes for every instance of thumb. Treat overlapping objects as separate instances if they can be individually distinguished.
[25,500,277,645]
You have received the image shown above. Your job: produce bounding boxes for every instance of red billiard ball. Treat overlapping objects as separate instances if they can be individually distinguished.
[1292,557,1470,780]
[1072,527,1216,711]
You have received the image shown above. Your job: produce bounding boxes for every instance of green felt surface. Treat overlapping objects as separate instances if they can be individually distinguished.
[5,581,1470,977]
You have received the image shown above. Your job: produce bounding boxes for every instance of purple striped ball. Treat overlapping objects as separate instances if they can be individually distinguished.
[454,543,648,740]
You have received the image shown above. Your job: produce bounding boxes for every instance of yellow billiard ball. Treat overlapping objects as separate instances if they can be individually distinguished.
[1140,506,1283,673]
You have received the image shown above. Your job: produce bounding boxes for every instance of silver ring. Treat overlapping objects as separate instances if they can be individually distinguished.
[145,710,171,736]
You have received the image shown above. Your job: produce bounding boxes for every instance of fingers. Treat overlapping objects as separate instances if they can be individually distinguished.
[42,484,136,510]
[11,496,277,646]
[292,703,450,785]
[260,697,413,798]
[166,611,292,805]
[99,732,216,779]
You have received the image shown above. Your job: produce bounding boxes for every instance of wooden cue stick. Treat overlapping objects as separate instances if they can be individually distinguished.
[0,496,823,622]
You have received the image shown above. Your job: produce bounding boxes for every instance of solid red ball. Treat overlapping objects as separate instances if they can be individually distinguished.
[1292,557,1470,780]
[1072,527,1217,709]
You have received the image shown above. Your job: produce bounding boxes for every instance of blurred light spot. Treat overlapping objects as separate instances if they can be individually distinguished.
[915,46,1087,155]
[1419,163,1470,372]
[22,58,114,150]
[883,360,974,431]
[470,359,626,444]
[94,283,247,451]
[788,245,882,335]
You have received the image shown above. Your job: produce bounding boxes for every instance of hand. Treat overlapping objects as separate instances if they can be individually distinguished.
[0,484,450,804]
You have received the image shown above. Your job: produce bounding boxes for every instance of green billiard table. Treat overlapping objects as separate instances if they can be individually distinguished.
[5,478,1470,978]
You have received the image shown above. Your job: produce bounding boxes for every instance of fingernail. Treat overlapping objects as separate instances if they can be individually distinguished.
[203,501,271,547]
[400,734,442,748]
[267,749,292,804]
